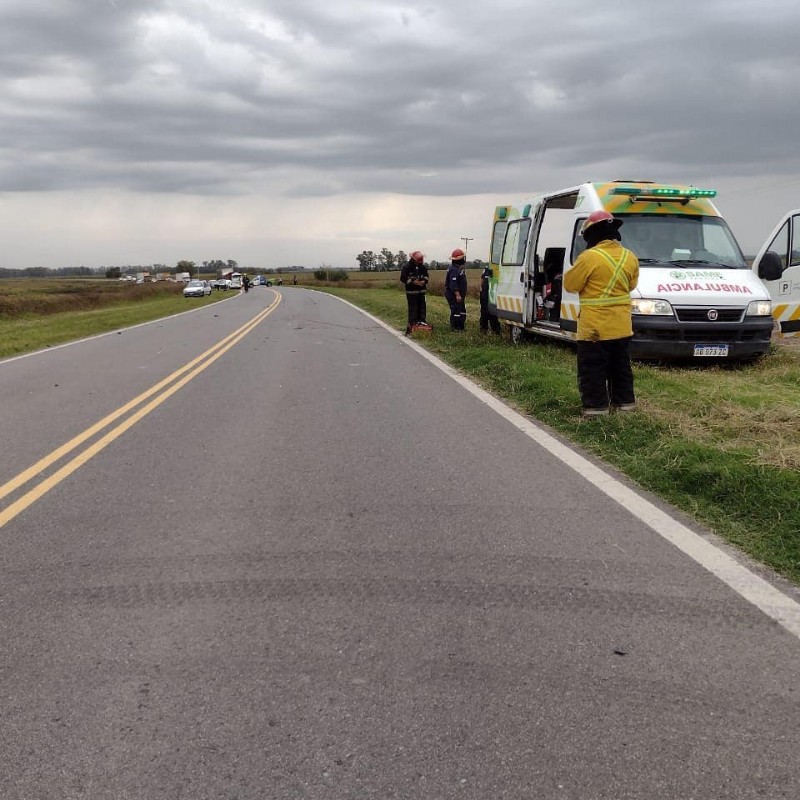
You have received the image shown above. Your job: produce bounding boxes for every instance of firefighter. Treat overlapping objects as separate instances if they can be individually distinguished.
[479,265,501,332]
[399,250,429,335]
[563,210,639,417]
[445,248,468,331]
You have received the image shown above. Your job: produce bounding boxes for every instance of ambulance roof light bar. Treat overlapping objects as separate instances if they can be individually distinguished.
[611,186,717,204]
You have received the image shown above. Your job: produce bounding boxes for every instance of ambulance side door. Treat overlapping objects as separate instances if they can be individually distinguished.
[523,204,545,326]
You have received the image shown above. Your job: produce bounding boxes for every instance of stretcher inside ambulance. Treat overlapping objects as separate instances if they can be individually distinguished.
[489,182,782,360]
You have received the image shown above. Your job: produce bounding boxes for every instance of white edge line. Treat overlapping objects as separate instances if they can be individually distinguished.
[325,290,800,641]
[0,291,241,366]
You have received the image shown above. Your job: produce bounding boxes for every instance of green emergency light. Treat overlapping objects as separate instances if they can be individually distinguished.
[685,188,717,197]
[612,185,717,199]
[611,185,717,203]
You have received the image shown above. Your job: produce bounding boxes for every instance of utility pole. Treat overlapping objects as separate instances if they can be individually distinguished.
[461,237,474,260]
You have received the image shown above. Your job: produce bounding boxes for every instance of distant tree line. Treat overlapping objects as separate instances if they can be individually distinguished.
[0,266,99,279]
[0,258,241,280]
[355,249,483,271]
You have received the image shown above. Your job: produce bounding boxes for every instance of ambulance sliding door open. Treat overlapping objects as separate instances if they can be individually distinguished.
[530,192,579,327]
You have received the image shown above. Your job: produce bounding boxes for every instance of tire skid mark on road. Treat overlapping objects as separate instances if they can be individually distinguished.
[326,292,800,643]
[0,291,281,530]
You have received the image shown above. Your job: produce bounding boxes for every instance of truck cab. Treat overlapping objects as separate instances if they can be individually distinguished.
[751,210,800,337]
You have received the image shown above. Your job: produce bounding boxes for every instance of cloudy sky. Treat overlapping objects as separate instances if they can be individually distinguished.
[2,0,800,270]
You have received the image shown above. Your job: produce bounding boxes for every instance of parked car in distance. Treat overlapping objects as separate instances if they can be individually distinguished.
[184,279,211,298]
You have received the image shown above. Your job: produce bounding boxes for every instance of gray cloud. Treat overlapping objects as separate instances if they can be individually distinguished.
[1,0,800,199]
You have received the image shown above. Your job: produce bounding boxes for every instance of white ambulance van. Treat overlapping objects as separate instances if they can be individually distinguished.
[751,210,800,338]
[488,181,782,360]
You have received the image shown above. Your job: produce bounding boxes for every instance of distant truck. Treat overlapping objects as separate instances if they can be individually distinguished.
[176,272,191,283]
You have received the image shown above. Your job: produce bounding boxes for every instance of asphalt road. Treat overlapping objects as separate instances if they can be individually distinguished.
[1,287,799,799]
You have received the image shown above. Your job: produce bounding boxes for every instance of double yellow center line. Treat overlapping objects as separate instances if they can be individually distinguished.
[0,292,282,529]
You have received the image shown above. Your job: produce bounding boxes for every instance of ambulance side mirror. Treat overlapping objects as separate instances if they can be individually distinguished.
[757,251,783,282]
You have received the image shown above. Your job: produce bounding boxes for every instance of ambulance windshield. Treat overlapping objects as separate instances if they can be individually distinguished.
[618,214,748,268]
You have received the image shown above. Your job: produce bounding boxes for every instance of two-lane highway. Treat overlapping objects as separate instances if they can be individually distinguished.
[2,287,799,799]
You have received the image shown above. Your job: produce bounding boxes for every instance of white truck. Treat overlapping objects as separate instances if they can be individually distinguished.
[751,210,800,338]
[488,180,782,360]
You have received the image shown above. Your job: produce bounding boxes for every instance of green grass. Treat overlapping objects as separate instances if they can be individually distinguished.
[0,282,231,359]
[324,285,800,584]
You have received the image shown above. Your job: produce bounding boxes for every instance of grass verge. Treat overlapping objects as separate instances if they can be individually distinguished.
[0,287,230,360]
[323,285,800,585]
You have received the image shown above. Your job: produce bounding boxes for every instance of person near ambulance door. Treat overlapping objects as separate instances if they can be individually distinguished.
[479,265,501,333]
[445,249,468,331]
[563,210,639,417]
[400,250,430,335]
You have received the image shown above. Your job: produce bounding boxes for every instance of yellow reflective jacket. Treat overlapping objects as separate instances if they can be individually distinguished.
[563,240,640,341]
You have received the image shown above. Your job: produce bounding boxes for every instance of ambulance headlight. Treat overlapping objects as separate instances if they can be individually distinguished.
[631,298,673,316]
[746,300,772,317]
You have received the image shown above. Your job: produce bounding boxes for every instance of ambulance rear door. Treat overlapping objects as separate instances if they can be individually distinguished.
[495,208,533,323]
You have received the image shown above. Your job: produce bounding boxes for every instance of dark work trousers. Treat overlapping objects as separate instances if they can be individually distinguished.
[446,293,466,330]
[576,337,635,410]
[405,291,427,332]
[479,297,501,332]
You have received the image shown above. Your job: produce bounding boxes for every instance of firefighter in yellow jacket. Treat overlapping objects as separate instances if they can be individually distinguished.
[564,210,639,417]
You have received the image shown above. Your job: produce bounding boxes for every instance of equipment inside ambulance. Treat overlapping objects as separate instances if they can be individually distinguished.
[489,182,780,360]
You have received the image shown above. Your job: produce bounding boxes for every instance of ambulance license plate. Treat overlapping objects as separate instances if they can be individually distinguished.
[693,344,729,357]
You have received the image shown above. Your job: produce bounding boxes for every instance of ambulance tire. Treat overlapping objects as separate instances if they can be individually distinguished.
[506,323,525,346]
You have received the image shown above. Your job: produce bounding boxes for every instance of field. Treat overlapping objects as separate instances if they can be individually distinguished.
[299,268,485,297]
[321,284,800,586]
[0,278,228,359]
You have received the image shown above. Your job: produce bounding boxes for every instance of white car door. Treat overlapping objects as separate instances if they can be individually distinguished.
[754,211,800,337]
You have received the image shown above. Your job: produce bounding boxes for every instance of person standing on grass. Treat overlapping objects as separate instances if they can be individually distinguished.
[479,264,501,333]
[563,210,639,417]
[400,250,429,335]
[445,248,468,331]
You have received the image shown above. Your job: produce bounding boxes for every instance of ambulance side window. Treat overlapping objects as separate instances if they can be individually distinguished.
[768,221,790,271]
[491,220,508,265]
[791,216,800,268]
[571,220,587,262]
[501,218,532,266]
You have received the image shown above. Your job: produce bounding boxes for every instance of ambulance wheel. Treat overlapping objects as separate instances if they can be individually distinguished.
[506,323,524,345]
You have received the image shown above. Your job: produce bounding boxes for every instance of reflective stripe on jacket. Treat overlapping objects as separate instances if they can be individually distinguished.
[563,240,639,341]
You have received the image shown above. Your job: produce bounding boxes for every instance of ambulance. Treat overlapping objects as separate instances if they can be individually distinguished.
[751,210,800,338]
[488,181,782,360]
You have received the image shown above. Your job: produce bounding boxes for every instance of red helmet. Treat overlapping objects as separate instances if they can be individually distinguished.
[581,210,622,235]
[409,250,424,263]
[451,248,466,261]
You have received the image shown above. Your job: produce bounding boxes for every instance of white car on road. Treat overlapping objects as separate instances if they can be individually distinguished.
[183,279,211,298]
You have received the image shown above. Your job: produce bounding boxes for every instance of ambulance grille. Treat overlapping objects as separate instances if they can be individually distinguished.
[674,307,745,323]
